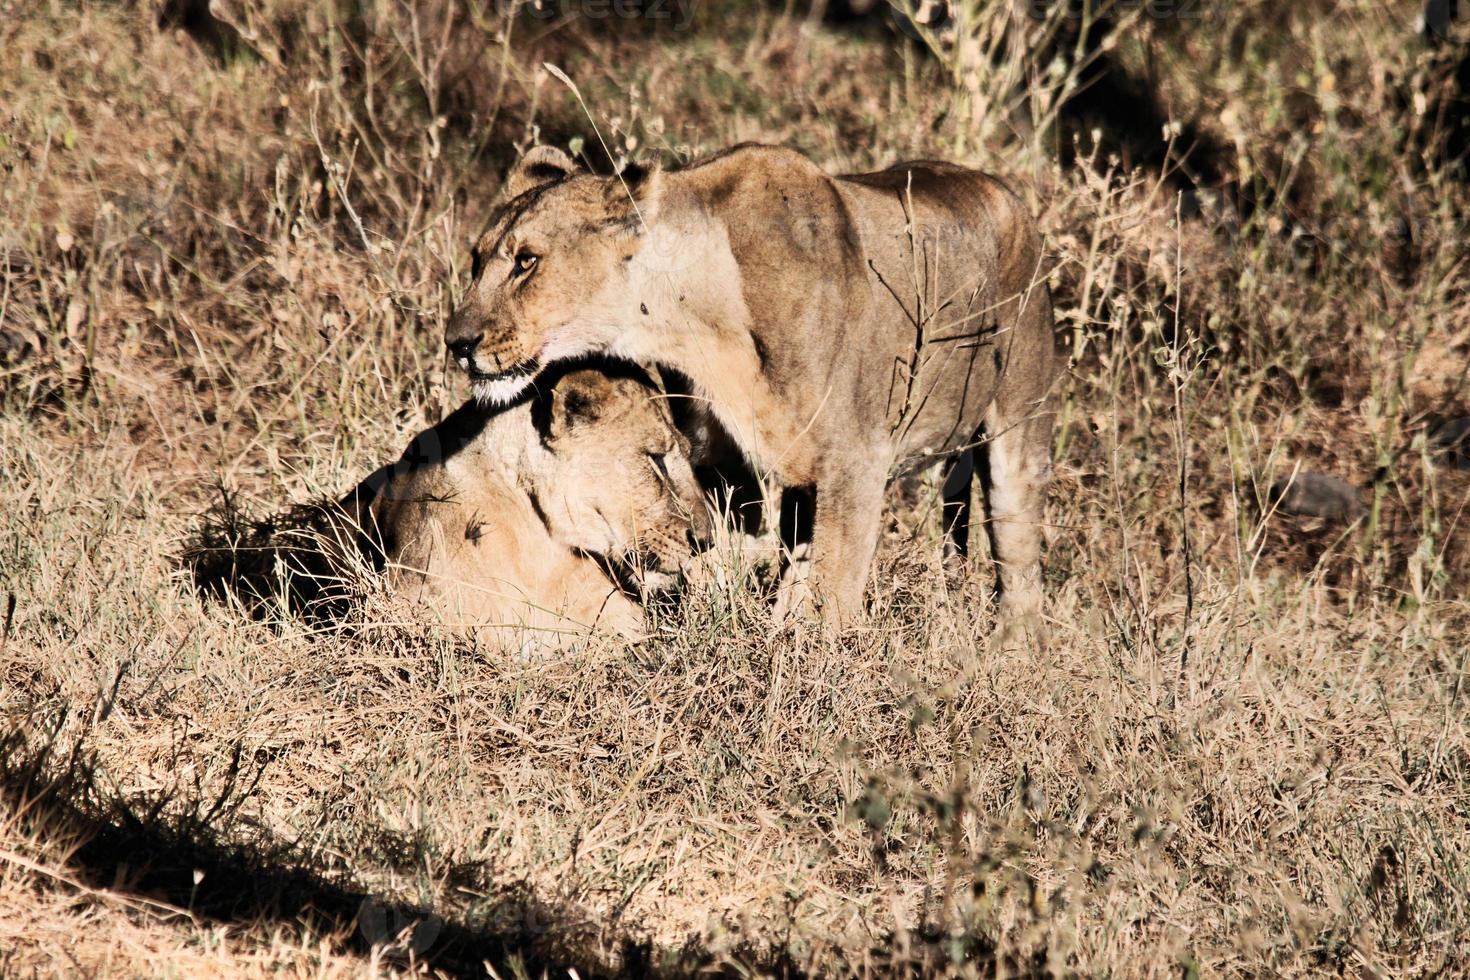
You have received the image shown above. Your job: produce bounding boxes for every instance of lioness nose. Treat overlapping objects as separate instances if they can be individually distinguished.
[447,334,482,362]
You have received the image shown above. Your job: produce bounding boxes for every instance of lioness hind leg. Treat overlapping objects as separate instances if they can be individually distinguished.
[979,401,1053,633]
[941,449,975,563]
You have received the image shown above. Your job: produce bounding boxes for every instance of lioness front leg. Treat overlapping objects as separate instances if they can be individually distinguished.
[808,463,888,626]
[980,401,1053,638]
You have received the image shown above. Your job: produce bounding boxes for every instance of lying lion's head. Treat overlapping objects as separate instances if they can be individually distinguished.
[445,146,661,406]
[528,363,710,588]
[352,361,709,596]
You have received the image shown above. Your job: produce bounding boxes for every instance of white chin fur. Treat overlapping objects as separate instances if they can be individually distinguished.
[472,374,536,407]
[638,569,680,595]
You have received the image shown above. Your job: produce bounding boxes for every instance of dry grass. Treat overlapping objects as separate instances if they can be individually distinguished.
[2,1,1468,976]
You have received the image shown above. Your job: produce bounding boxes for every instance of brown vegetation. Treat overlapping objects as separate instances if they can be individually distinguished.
[2,1,1467,975]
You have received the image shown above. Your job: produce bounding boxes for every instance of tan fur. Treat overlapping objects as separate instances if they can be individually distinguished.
[337,364,708,654]
[446,144,1057,629]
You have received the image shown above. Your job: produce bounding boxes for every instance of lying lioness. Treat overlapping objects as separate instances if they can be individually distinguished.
[337,361,709,652]
[444,144,1056,629]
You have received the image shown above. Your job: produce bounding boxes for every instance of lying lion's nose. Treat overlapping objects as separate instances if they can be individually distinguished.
[447,334,481,362]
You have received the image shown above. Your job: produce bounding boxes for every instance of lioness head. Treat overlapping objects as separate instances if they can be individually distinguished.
[445,146,661,406]
[350,361,709,597]
[528,363,711,588]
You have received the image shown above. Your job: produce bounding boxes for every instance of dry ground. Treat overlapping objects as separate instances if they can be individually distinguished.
[2,1,1469,976]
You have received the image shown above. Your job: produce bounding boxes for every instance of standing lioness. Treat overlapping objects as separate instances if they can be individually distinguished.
[447,143,1056,628]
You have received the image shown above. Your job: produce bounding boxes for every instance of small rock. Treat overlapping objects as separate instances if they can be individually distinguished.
[1430,417,1470,471]
[1269,471,1366,521]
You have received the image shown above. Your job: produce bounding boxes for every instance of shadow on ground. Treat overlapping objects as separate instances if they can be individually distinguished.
[182,486,362,625]
[0,718,826,978]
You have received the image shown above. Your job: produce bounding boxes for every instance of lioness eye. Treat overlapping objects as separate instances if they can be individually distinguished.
[514,251,539,275]
[648,452,670,481]
[470,250,484,279]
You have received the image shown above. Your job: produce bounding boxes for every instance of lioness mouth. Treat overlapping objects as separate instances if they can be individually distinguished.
[467,358,539,384]
[468,359,542,407]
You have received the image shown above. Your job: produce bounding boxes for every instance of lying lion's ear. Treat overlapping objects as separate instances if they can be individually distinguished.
[503,145,578,199]
[541,382,604,444]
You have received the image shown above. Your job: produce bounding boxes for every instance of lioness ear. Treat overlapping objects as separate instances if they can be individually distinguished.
[605,163,663,230]
[503,145,578,199]
[542,382,603,444]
